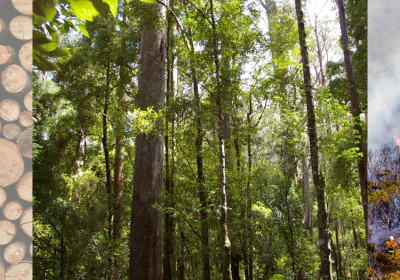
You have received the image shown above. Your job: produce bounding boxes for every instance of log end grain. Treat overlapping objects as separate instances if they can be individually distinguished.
[11,0,32,15]
[20,207,32,238]
[4,243,25,264]
[17,128,32,159]
[2,123,21,140]
[18,110,32,127]
[3,201,23,221]
[5,261,32,280]
[1,64,30,94]
[0,220,16,245]
[0,100,20,122]
[23,91,32,111]
[0,46,15,66]
[16,171,31,202]
[29,243,32,257]
[0,188,6,208]
[19,41,31,72]
[0,139,24,187]
[9,16,32,41]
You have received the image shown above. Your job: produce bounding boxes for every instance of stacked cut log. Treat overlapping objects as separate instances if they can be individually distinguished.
[0,0,32,277]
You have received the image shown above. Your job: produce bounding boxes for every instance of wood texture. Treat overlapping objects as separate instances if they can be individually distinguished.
[3,201,23,221]
[18,41,31,72]
[0,46,15,66]
[0,100,20,122]
[1,64,30,94]
[18,110,31,127]
[23,91,31,111]
[20,207,31,237]
[9,16,32,40]
[0,221,16,245]
[29,243,31,257]
[4,243,25,264]
[5,261,32,280]
[17,128,31,158]
[0,139,24,187]
[0,19,5,37]
[16,171,31,202]
[0,188,6,208]
[2,123,21,140]
[0,261,4,280]
[11,0,32,16]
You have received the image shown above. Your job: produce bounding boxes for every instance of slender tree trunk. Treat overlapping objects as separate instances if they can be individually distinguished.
[163,1,176,278]
[336,0,368,245]
[113,2,128,276]
[335,219,343,279]
[102,61,113,279]
[129,1,166,279]
[301,153,313,241]
[247,98,253,280]
[295,1,332,279]
[210,0,231,278]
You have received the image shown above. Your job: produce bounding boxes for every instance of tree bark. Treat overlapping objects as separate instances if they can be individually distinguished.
[210,0,232,279]
[112,2,128,275]
[164,1,176,278]
[129,1,165,278]
[336,0,368,245]
[295,1,332,279]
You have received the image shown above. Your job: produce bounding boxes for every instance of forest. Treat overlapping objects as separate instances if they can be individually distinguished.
[32,0,368,279]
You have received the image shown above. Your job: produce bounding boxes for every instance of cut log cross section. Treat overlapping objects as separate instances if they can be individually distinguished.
[1,64,30,94]
[4,243,25,264]
[3,201,23,221]
[3,123,21,140]
[0,221,16,245]
[0,46,16,66]
[0,139,24,187]
[9,16,32,41]
[11,0,32,15]
[0,100,20,122]
[19,41,32,72]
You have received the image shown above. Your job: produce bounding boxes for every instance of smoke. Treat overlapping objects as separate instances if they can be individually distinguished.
[368,0,400,150]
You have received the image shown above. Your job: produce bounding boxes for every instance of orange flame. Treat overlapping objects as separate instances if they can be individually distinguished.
[394,135,400,149]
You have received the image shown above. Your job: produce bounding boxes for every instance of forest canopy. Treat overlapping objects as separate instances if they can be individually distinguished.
[32,0,368,279]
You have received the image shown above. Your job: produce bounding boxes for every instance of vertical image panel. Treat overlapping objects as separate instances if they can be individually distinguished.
[0,0,32,278]
[368,0,400,277]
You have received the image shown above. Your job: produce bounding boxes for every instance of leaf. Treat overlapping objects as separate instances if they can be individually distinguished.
[33,2,46,17]
[41,0,57,21]
[40,47,70,58]
[140,0,157,3]
[78,23,90,38]
[35,42,58,52]
[89,0,110,17]
[33,52,61,71]
[67,0,100,21]
[101,0,118,16]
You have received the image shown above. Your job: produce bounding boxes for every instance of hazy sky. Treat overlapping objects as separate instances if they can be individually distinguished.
[369,0,400,150]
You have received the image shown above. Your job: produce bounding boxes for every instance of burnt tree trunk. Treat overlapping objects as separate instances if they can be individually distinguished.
[129,1,165,279]
[295,0,333,279]
[336,0,368,244]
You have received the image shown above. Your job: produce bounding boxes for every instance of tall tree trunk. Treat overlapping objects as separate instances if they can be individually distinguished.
[113,2,128,276]
[102,60,113,279]
[164,1,176,278]
[129,1,166,279]
[336,0,368,244]
[295,1,333,279]
[301,153,313,240]
[210,0,231,278]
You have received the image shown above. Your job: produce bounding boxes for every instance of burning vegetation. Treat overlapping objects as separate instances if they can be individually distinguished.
[368,144,400,278]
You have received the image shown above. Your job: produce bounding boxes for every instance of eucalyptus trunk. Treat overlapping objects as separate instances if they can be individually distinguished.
[163,0,176,278]
[129,1,165,279]
[336,0,368,243]
[210,0,231,278]
[112,2,128,276]
[295,0,332,279]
